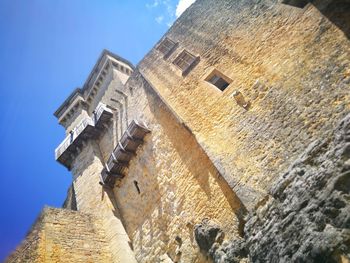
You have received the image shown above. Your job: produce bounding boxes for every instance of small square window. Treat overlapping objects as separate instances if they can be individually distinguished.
[173,50,199,76]
[156,38,178,58]
[205,70,232,91]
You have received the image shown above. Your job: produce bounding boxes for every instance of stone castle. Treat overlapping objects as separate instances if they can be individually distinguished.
[6,0,350,262]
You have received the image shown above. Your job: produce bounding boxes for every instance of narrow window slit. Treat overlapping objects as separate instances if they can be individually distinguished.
[134,180,141,194]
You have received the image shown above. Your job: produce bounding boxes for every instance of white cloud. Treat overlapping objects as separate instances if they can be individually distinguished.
[175,0,196,17]
[155,15,164,24]
[146,0,175,26]
[146,0,196,27]
[146,0,160,9]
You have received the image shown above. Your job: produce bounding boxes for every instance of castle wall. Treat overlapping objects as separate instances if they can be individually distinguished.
[6,207,112,263]
[88,69,115,115]
[106,72,243,263]
[88,67,132,162]
[54,49,246,261]
[40,1,350,262]
[138,0,350,208]
[71,141,137,263]
[62,184,77,210]
[97,70,130,158]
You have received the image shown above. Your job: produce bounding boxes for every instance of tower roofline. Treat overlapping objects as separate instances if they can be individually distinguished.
[54,49,134,119]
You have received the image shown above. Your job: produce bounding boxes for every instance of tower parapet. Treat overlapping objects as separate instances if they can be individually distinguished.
[54,49,134,134]
[54,50,134,169]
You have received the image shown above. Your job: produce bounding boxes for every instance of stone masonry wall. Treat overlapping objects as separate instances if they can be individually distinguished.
[6,207,112,263]
[12,1,349,262]
[107,72,245,262]
[62,183,77,210]
[71,141,137,263]
[211,112,350,263]
[139,0,350,209]
[97,69,130,161]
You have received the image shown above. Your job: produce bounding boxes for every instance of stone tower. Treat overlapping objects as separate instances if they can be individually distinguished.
[54,50,138,263]
[51,46,242,262]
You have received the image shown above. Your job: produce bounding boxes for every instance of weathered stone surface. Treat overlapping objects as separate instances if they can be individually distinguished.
[213,113,350,262]
[6,207,113,263]
[113,72,243,263]
[194,219,224,253]
[10,0,350,262]
[139,0,350,209]
[62,183,77,210]
[72,141,137,263]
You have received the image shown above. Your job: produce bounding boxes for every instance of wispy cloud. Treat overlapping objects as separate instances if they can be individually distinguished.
[146,0,160,9]
[155,15,164,24]
[175,0,196,17]
[146,0,175,26]
[146,0,196,27]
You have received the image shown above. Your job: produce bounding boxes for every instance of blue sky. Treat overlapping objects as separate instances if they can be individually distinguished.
[0,0,194,260]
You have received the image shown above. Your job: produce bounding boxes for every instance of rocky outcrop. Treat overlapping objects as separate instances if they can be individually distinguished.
[194,219,225,255]
[211,113,350,262]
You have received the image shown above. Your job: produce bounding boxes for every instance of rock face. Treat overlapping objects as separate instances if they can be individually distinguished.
[194,219,225,254]
[212,113,350,262]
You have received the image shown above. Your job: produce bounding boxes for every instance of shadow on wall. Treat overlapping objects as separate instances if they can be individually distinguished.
[313,0,350,39]
[104,71,249,261]
[103,187,124,220]
[142,74,247,231]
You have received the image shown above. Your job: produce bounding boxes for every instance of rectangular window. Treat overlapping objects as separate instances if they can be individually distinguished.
[173,50,199,76]
[156,38,178,58]
[281,0,308,8]
[205,70,232,91]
